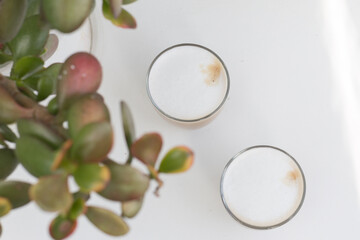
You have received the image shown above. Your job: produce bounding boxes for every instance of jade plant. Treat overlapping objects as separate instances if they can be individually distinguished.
[0,0,194,239]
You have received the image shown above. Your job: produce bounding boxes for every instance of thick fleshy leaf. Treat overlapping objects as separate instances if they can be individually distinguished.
[36,63,62,101]
[10,56,44,80]
[26,0,41,17]
[86,206,129,236]
[159,146,194,173]
[123,0,137,4]
[30,173,72,212]
[110,0,122,18]
[121,101,135,152]
[68,198,86,220]
[47,97,59,115]
[0,124,17,142]
[57,52,102,107]
[15,136,58,177]
[73,164,110,192]
[131,133,162,167]
[122,197,143,218]
[41,0,94,33]
[50,215,77,240]
[41,34,58,61]
[17,119,63,149]
[0,197,11,217]
[68,94,110,138]
[8,15,50,60]
[0,149,18,180]
[73,191,90,202]
[0,181,31,209]
[0,53,12,65]
[99,162,149,202]
[71,122,113,163]
[0,0,27,43]
[103,1,137,29]
[0,86,33,124]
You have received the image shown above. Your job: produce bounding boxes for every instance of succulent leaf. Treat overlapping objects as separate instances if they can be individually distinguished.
[86,206,129,236]
[68,94,110,138]
[26,0,41,17]
[159,146,194,173]
[110,0,123,18]
[71,122,113,163]
[123,0,137,4]
[73,164,110,192]
[41,0,94,33]
[57,52,102,107]
[30,173,72,212]
[121,101,135,154]
[10,56,44,80]
[99,162,149,202]
[0,197,11,217]
[68,198,86,220]
[15,136,58,177]
[0,181,31,209]
[103,1,136,29]
[0,86,33,124]
[0,53,12,65]
[49,215,77,240]
[121,197,143,218]
[0,0,27,43]
[8,15,50,60]
[47,97,59,115]
[0,124,17,142]
[131,133,162,167]
[0,149,18,180]
[41,34,59,61]
[36,63,63,101]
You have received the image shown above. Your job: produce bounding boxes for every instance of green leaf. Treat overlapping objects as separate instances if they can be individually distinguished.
[17,119,63,149]
[99,162,149,202]
[0,53,12,65]
[10,56,44,80]
[103,1,136,29]
[68,94,110,138]
[30,173,72,212]
[73,191,90,202]
[0,181,31,209]
[15,136,58,177]
[86,206,129,236]
[131,133,162,167]
[68,198,86,220]
[41,0,94,33]
[71,122,113,163]
[26,0,41,17]
[47,97,59,115]
[0,149,18,180]
[36,63,62,101]
[49,215,77,240]
[41,34,58,61]
[121,101,135,157]
[0,0,27,43]
[0,124,17,142]
[8,15,50,60]
[0,197,11,217]
[159,146,194,173]
[122,197,143,218]
[0,86,33,124]
[123,0,137,4]
[73,164,110,192]
[57,53,102,107]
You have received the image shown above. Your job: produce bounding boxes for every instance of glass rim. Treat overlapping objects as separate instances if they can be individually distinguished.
[220,145,306,230]
[146,43,231,123]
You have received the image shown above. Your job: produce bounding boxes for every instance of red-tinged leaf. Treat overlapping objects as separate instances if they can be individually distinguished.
[49,215,77,240]
[29,173,72,212]
[131,133,162,166]
[57,52,102,107]
[159,146,194,173]
[103,1,136,29]
[86,206,129,236]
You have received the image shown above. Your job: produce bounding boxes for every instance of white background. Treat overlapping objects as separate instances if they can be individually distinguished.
[3,0,360,239]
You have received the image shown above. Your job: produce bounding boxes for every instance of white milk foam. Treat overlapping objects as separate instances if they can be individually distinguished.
[148,45,228,121]
[222,147,304,228]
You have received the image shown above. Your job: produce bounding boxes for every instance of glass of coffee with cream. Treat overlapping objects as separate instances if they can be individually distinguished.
[220,145,306,229]
[146,43,230,123]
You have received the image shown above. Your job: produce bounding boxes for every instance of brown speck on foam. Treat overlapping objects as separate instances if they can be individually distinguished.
[201,58,222,86]
[283,169,301,186]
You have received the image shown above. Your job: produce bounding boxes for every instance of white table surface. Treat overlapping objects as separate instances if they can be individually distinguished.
[3,0,360,239]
